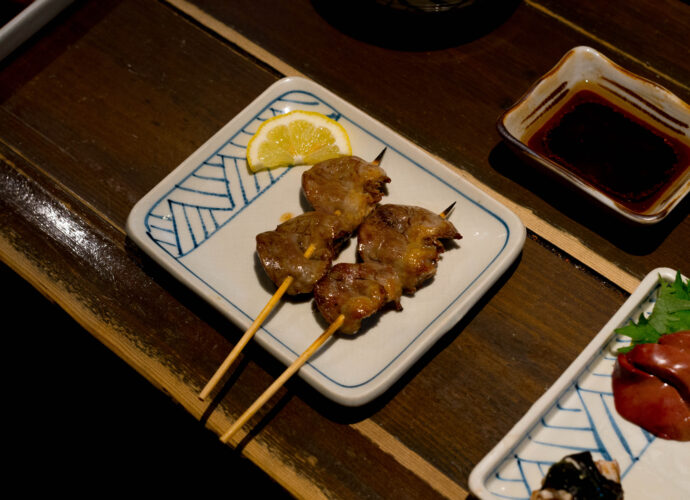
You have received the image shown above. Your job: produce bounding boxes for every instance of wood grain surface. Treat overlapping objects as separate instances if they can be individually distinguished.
[1,0,687,498]
[177,0,690,283]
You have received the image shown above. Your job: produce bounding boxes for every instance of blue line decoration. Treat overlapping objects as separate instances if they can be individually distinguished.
[143,91,342,258]
[484,286,661,499]
[134,82,522,407]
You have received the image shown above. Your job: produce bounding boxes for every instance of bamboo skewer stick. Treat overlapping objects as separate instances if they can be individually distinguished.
[199,149,387,401]
[220,314,345,443]
[440,201,455,219]
[218,203,455,443]
[198,244,316,400]
[372,147,386,165]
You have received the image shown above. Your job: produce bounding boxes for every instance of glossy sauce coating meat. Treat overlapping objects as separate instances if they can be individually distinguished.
[313,262,403,334]
[302,156,390,233]
[612,330,690,441]
[256,211,347,295]
[357,204,461,293]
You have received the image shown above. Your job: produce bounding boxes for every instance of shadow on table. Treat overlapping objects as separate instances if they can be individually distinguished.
[127,228,522,453]
[488,141,689,256]
[311,0,521,51]
[3,261,289,497]
[295,250,523,425]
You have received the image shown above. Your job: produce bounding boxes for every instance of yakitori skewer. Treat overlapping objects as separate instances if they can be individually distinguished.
[218,204,458,443]
[357,203,461,293]
[219,261,401,443]
[302,149,391,233]
[198,243,317,400]
[219,314,345,443]
[199,150,389,401]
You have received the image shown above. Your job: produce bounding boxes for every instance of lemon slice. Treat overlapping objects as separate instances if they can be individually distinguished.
[246,110,351,172]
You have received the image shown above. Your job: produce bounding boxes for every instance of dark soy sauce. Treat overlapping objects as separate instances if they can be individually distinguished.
[527,89,690,214]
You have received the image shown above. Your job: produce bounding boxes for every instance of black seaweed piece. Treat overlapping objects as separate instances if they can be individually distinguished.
[540,452,623,499]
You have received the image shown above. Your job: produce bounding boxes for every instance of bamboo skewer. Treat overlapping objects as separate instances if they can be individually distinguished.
[218,203,455,443]
[199,149,387,401]
[220,314,345,443]
[440,201,455,219]
[198,244,316,401]
[372,147,386,165]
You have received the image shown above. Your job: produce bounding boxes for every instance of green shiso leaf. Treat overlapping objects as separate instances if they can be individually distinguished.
[615,271,690,353]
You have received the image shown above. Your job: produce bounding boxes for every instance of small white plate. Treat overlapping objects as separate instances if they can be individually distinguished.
[498,46,690,225]
[126,77,525,406]
[469,267,690,499]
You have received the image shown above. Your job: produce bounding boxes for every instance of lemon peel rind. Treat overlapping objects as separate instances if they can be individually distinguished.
[246,110,351,172]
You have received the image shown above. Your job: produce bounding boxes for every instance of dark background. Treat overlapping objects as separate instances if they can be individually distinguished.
[4,261,290,496]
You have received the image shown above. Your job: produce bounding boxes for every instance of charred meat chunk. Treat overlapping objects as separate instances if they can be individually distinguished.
[256,211,347,295]
[313,262,403,334]
[302,156,390,233]
[357,204,461,293]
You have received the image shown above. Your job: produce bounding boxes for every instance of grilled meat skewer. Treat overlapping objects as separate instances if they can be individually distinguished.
[313,262,403,334]
[357,204,461,293]
[219,202,459,441]
[203,151,389,402]
[256,154,390,295]
[302,155,391,233]
[256,211,348,295]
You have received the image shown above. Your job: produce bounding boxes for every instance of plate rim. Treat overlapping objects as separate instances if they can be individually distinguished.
[467,266,684,499]
[126,76,526,406]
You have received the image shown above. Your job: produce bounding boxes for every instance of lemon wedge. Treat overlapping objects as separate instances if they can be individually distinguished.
[246,110,352,172]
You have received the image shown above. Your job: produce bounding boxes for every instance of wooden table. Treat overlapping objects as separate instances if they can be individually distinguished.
[2,0,688,497]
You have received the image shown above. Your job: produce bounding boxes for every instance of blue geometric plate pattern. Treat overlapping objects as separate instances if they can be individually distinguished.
[469,268,690,500]
[143,92,341,258]
[127,77,526,407]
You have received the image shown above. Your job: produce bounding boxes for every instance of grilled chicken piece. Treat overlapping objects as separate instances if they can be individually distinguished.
[302,155,390,233]
[357,204,461,293]
[256,211,347,295]
[313,262,403,334]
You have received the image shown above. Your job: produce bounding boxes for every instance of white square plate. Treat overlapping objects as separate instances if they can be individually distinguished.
[126,77,525,406]
[469,267,689,499]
